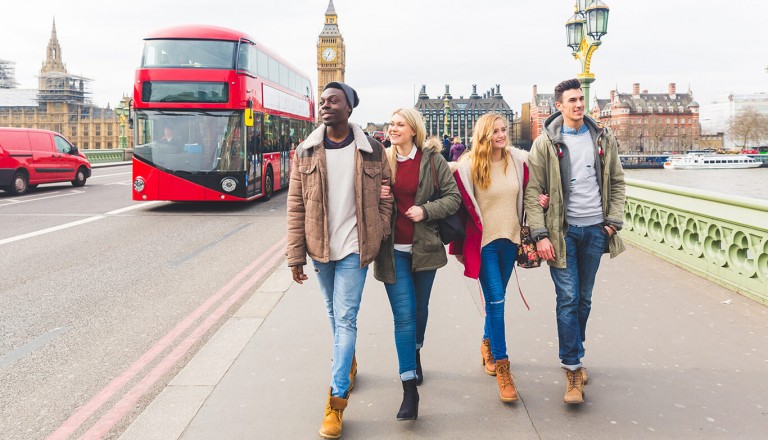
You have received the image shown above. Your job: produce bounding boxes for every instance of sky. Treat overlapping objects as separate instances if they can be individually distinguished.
[1,0,766,125]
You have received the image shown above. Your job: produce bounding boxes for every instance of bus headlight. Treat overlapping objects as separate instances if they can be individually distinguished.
[133,177,145,193]
[221,177,237,192]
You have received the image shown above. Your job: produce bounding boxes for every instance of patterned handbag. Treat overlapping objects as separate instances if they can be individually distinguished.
[517,213,542,268]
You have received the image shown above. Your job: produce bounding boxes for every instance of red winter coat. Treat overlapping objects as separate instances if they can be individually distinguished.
[448,147,529,279]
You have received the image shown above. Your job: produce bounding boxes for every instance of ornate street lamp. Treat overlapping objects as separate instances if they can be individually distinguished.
[565,0,609,113]
[115,97,131,148]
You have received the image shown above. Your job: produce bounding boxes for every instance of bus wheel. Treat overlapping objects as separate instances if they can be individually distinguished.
[72,167,88,187]
[10,171,29,195]
[263,168,274,201]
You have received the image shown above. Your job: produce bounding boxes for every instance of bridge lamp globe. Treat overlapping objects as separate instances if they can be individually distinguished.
[566,13,585,52]
[586,0,610,40]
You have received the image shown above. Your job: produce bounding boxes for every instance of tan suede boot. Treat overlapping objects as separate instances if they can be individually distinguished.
[495,359,519,402]
[563,368,585,404]
[481,338,496,376]
[348,354,357,392]
[319,389,348,439]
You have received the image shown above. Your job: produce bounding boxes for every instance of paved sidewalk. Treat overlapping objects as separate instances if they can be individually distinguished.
[121,245,768,439]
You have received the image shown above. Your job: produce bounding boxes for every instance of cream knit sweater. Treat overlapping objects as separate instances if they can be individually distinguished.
[475,159,521,247]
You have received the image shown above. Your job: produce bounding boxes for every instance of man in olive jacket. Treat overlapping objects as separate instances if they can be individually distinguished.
[524,79,626,405]
[286,82,392,439]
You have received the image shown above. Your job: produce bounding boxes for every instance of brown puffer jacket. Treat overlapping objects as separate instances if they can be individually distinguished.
[286,123,393,268]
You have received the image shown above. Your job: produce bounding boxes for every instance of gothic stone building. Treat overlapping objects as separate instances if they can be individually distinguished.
[415,84,514,146]
[0,20,126,150]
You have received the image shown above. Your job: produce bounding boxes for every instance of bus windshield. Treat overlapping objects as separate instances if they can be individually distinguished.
[133,110,245,173]
[142,39,236,69]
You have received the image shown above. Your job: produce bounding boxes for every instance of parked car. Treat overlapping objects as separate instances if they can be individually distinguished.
[0,128,91,195]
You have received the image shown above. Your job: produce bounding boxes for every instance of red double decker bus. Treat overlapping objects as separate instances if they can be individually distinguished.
[131,25,314,201]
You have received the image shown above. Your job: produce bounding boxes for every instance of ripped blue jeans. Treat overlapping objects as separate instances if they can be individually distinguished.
[311,253,368,397]
[478,238,518,362]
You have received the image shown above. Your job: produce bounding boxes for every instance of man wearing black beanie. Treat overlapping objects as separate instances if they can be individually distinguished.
[287,82,392,438]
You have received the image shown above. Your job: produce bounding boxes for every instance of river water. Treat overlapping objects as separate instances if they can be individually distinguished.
[625,168,768,201]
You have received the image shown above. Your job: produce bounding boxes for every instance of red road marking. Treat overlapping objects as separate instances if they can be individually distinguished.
[46,237,287,440]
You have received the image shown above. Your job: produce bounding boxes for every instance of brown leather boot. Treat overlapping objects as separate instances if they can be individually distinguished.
[348,354,357,392]
[481,338,496,376]
[319,389,348,439]
[495,359,518,402]
[563,367,585,404]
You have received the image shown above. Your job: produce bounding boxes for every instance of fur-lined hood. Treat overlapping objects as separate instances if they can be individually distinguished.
[298,123,374,154]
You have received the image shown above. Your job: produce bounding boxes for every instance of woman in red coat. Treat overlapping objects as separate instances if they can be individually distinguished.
[448,113,546,403]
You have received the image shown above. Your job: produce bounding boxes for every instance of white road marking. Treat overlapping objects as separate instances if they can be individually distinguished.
[0,190,84,207]
[0,327,69,369]
[89,172,132,179]
[1,201,162,246]
[106,201,163,215]
[0,216,105,245]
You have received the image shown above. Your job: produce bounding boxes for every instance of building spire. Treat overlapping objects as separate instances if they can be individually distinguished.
[43,16,66,73]
[326,0,336,16]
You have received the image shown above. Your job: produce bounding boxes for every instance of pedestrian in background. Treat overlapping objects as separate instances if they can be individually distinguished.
[524,78,626,405]
[442,134,451,161]
[286,82,393,438]
[448,113,531,404]
[374,109,460,421]
[449,136,465,161]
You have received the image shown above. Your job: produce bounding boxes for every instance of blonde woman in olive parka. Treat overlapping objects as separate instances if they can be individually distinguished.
[373,108,460,421]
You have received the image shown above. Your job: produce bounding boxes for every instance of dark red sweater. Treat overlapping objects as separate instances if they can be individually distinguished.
[392,149,423,245]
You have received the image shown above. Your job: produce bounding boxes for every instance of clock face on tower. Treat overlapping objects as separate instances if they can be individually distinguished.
[322,47,337,62]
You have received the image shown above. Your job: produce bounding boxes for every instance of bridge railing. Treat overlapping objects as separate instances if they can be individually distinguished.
[82,149,133,163]
[622,179,768,305]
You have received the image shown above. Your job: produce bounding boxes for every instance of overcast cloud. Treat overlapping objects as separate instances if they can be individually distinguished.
[1,0,765,124]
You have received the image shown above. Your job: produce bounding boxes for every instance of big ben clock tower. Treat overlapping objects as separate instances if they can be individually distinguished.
[317,0,345,111]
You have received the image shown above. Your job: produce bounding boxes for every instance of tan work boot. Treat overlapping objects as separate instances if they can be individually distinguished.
[481,338,496,376]
[563,367,585,404]
[348,354,357,392]
[495,359,519,402]
[319,389,348,439]
[581,367,588,385]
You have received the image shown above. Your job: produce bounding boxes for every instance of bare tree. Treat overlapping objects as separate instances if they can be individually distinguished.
[727,106,768,147]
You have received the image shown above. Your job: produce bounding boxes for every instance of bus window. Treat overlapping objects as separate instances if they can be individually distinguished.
[256,49,268,78]
[246,112,263,195]
[268,58,279,84]
[263,114,279,153]
[219,115,244,172]
[237,43,249,72]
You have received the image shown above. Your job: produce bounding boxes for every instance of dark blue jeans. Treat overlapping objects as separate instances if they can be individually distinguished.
[549,224,608,367]
[478,238,518,362]
[384,250,436,380]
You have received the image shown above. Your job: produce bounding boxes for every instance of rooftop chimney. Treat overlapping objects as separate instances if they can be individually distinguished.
[533,84,538,99]
[669,83,677,99]
[632,83,640,98]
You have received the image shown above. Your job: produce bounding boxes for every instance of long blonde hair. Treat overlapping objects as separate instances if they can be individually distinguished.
[469,113,509,190]
[387,108,426,184]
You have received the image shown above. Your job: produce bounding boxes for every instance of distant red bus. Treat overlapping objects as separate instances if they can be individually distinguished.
[131,25,315,201]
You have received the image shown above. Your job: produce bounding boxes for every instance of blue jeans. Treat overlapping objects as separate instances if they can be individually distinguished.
[384,250,436,381]
[549,224,608,367]
[312,253,368,397]
[478,238,518,362]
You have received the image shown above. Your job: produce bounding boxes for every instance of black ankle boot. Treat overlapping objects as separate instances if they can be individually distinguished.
[415,349,423,385]
[396,378,419,421]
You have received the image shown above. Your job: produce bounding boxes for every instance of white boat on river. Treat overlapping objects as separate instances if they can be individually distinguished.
[663,154,761,170]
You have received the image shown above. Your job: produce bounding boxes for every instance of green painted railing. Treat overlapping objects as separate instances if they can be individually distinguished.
[623,179,768,305]
[82,149,133,163]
